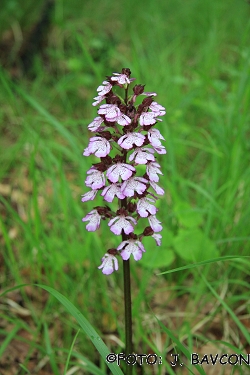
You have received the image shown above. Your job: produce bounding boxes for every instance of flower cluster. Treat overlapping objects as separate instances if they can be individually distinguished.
[82,68,166,275]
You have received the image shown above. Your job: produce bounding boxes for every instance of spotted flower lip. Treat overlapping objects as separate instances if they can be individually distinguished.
[111,72,134,85]
[121,176,148,197]
[97,80,112,96]
[101,183,125,202]
[108,215,137,235]
[117,239,145,261]
[98,253,119,275]
[118,132,145,150]
[92,95,106,106]
[149,101,166,116]
[83,136,111,158]
[98,104,121,121]
[98,104,131,126]
[137,196,157,217]
[153,144,167,154]
[82,209,101,232]
[146,162,163,182]
[106,163,135,183]
[129,147,155,165]
[81,189,98,202]
[139,111,158,126]
[148,128,165,147]
[88,116,104,132]
[85,167,105,190]
[148,215,163,232]
[116,113,132,126]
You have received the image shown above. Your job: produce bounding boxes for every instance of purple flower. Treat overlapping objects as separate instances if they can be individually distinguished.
[82,209,101,231]
[121,176,148,197]
[152,233,162,246]
[92,95,106,106]
[142,91,157,96]
[137,196,157,217]
[148,215,163,232]
[81,190,98,202]
[148,128,165,147]
[88,116,104,132]
[106,163,135,183]
[85,167,105,190]
[101,183,125,202]
[117,239,145,261]
[98,104,131,126]
[83,136,111,158]
[153,144,167,154]
[111,73,132,85]
[118,132,145,150]
[146,162,163,182]
[139,112,158,126]
[129,147,155,164]
[98,253,118,275]
[149,181,165,195]
[116,114,132,126]
[98,104,121,121]
[149,101,166,116]
[97,80,112,96]
[108,215,137,235]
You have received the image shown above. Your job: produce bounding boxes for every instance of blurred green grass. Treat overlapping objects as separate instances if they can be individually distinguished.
[1,0,250,374]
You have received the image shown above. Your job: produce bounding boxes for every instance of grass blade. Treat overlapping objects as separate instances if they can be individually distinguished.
[158,256,249,275]
[36,284,124,375]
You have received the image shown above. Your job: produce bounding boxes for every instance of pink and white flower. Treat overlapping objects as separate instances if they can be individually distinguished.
[83,136,111,158]
[97,80,112,96]
[88,116,104,132]
[148,215,163,232]
[118,132,145,150]
[149,101,166,116]
[139,111,158,126]
[116,113,132,126]
[153,144,167,154]
[117,239,145,261]
[137,196,157,217]
[146,162,163,182]
[81,189,98,202]
[85,167,105,190]
[82,209,101,232]
[121,176,148,197]
[148,128,165,147]
[98,253,118,275]
[129,147,155,164]
[149,181,165,195]
[142,91,157,96]
[101,183,125,202]
[108,215,137,235]
[152,233,162,246]
[92,95,106,106]
[107,163,135,183]
[98,104,122,121]
[111,73,132,85]
[98,104,131,126]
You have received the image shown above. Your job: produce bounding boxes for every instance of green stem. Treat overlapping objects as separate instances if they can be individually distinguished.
[123,257,133,374]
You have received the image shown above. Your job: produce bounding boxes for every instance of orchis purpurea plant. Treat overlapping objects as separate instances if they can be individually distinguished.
[82,68,166,274]
[82,68,166,372]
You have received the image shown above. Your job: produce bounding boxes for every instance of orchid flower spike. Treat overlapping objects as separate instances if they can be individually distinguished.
[82,68,166,274]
